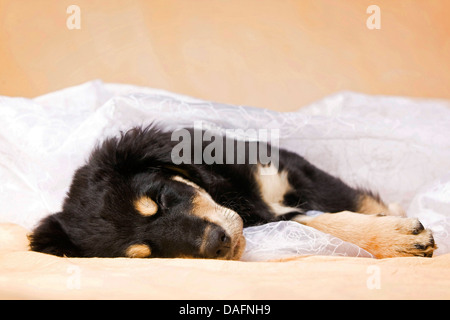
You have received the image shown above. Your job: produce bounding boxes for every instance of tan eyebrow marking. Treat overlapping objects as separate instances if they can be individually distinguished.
[164,165,190,179]
[134,196,158,216]
[125,244,152,258]
[171,175,201,190]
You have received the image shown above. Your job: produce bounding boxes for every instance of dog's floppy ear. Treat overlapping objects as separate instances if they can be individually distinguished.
[29,212,80,257]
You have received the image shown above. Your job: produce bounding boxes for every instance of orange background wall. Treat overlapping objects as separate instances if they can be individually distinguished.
[0,0,449,111]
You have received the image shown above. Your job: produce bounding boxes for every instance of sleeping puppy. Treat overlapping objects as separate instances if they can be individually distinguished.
[29,126,436,259]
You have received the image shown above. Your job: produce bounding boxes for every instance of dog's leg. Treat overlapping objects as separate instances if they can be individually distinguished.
[356,193,406,217]
[293,211,436,258]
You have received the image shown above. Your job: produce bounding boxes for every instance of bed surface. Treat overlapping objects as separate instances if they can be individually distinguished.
[1,223,449,300]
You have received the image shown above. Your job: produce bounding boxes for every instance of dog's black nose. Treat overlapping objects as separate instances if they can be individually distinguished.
[203,226,231,259]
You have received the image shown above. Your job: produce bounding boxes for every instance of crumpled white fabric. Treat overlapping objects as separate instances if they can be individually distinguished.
[241,221,374,261]
[0,80,449,259]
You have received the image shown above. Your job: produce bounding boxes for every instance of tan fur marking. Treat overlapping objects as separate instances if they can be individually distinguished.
[357,194,389,215]
[164,165,190,179]
[172,175,245,260]
[172,175,200,189]
[191,192,242,234]
[255,164,301,216]
[191,193,244,260]
[134,196,158,216]
[388,203,406,217]
[293,211,436,258]
[126,244,152,258]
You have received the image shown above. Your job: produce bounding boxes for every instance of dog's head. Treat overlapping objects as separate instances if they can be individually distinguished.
[29,127,246,260]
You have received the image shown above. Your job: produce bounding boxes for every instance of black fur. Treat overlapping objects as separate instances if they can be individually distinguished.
[30,125,374,258]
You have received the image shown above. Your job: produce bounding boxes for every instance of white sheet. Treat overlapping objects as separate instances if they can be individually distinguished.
[1,80,449,257]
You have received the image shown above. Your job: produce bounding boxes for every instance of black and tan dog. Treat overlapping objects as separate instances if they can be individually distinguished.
[30,126,436,259]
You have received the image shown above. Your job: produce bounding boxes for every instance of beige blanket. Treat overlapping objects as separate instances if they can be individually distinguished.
[1,223,449,300]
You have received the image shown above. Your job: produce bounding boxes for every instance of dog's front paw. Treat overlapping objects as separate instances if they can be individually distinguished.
[296,211,437,259]
[366,216,436,258]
